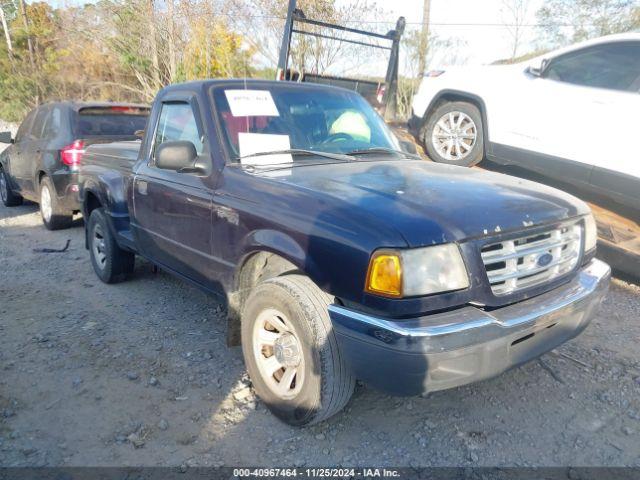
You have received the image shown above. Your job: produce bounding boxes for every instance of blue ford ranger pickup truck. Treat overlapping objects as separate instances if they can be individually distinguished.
[78,80,610,426]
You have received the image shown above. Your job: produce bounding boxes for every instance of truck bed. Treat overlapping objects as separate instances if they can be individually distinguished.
[83,140,141,172]
[80,140,142,252]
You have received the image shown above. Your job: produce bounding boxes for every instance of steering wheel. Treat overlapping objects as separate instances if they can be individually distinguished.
[321,132,354,144]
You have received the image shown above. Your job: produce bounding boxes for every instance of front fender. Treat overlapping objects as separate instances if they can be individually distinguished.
[239,229,323,286]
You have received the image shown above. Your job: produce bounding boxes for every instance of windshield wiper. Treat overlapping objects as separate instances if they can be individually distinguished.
[236,149,353,163]
[346,147,421,160]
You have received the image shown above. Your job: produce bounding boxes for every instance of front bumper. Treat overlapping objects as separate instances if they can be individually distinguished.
[329,259,610,396]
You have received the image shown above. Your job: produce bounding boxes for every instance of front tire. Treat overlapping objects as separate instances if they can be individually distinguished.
[241,275,355,426]
[88,207,135,284]
[0,168,23,207]
[422,101,484,167]
[39,176,72,230]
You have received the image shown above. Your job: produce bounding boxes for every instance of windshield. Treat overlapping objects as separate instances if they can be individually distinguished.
[212,85,401,164]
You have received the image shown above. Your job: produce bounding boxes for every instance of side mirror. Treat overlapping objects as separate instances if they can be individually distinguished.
[528,58,548,77]
[400,139,418,155]
[134,129,145,139]
[155,141,200,172]
[0,131,13,144]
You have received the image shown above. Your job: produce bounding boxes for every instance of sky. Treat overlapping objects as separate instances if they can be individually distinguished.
[45,0,546,71]
[351,0,545,66]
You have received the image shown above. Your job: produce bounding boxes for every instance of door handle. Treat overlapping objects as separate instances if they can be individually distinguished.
[137,180,148,195]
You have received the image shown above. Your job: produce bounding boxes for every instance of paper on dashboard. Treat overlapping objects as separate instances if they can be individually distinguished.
[238,133,293,166]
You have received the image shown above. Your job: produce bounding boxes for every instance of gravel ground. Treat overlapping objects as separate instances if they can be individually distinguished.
[1,201,639,468]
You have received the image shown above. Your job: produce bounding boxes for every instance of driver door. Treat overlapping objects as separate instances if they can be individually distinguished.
[132,97,217,289]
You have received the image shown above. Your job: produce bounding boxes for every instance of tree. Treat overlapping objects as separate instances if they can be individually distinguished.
[537,0,640,47]
[230,0,386,76]
[0,1,14,61]
[500,0,531,59]
[397,29,468,119]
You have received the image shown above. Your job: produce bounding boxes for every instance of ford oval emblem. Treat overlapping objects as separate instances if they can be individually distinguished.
[537,253,553,267]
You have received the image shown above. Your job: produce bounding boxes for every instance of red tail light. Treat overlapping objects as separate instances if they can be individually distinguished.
[61,140,85,167]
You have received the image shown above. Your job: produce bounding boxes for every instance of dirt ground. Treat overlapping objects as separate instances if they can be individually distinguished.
[1,201,640,468]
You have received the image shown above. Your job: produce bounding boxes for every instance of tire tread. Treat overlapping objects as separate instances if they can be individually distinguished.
[0,169,23,207]
[242,274,355,426]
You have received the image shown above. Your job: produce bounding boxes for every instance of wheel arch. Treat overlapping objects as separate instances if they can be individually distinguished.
[0,158,17,189]
[82,186,106,249]
[226,232,322,347]
[37,170,47,186]
[421,89,491,152]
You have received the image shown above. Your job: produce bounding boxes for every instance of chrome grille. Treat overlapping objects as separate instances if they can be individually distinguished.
[481,222,582,295]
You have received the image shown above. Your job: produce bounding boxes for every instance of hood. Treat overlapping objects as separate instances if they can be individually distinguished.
[261,160,588,247]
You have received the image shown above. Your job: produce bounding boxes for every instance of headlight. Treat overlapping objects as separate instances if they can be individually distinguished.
[365,244,469,298]
[584,213,597,252]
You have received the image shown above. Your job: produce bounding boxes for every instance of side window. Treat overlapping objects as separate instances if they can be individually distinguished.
[42,107,61,139]
[153,102,204,159]
[15,110,36,143]
[30,108,49,139]
[545,42,640,92]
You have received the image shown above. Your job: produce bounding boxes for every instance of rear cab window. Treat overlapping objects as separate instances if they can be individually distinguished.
[73,106,150,137]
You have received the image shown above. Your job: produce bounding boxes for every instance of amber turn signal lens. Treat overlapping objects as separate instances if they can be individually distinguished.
[365,252,402,298]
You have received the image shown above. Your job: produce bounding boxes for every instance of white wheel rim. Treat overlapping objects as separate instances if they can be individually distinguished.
[431,111,477,161]
[0,172,7,202]
[252,308,304,399]
[40,184,52,221]
[92,223,107,269]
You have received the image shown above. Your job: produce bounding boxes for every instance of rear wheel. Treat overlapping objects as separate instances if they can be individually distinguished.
[422,101,484,167]
[88,207,135,283]
[0,168,23,207]
[39,176,72,230]
[241,275,355,426]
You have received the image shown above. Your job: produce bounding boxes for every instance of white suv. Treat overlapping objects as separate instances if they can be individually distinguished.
[409,33,640,212]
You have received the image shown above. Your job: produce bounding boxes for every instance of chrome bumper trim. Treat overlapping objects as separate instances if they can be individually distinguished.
[329,259,610,354]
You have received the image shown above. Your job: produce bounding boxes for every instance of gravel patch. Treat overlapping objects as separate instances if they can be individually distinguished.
[1,202,639,467]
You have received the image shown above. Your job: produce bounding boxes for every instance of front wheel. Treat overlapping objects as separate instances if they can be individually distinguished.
[241,275,355,426]
[0,168,23,207]
[88,207,135,283]
[422,101,484,167]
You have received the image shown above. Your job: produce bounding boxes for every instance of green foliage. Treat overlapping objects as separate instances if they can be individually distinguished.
[0,0,258,119]
[537,0,640,46]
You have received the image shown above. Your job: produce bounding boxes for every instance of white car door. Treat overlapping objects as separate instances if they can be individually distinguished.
[541,40,640,206]
[486,65,595,188]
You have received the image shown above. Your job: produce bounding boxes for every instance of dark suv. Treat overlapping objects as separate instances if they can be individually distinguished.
[0,102,149,229]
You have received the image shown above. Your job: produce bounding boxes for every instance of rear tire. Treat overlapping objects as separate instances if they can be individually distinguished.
[88,207,135,284]
[0,167,23,207]
[241,275,355,426]
[39,176,73,230]
[422,101,484,167]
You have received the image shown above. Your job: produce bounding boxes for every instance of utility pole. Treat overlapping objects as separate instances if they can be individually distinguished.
[417,0,431,78]
[0,2,14,61]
